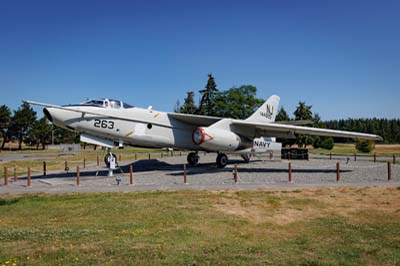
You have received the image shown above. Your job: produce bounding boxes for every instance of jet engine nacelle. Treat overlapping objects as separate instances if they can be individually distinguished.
[192,127,241,151]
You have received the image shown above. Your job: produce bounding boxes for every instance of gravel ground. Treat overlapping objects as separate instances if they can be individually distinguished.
[1,153,399,195]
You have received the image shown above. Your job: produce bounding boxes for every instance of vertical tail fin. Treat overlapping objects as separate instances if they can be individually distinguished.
[246,95,280,123]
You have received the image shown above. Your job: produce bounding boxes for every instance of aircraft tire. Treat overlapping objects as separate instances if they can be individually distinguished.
[187,152,199,166]
[104,153,117,168]
[216,153,228,168]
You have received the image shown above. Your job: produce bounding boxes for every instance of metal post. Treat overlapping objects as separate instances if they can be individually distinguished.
[183,163,187,184]
[83,158,86,169]
[288,162,292,183]
[330,152,332,160]
[354,153,357,162]
[135,153,137,160]
[388,162,391,181]
[180,151,182,156]
[336,162,340,182]
[4,167,8,186]
[130,164,133,186]
[76,166,80,186]
[27,167,31,187]
[43,161,46,176]
[14,165,17,182]
[97,155,99,166]
[374,153,376,163]
[393,155,396,164]
[148,153,151,160]
[270,152,272,160]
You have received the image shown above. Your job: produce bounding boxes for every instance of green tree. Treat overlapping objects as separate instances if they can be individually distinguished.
[213,85,264,119]
[11,102,37,150]
[294,101,313,148]
[356,139,375,153]
[180,91,197,114]
[0,105,11,150]
[197,74,218,116]
[31,117,53,149]
[294,101,313,120]
[275,106,290,122]
[53,126,78,144]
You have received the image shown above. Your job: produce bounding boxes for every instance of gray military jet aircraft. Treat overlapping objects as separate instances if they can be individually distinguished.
[26,96,382,168]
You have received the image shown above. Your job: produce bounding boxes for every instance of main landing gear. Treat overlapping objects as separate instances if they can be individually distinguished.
[216,153,228,168]
[187,152,200,166]
[187,151,229,168]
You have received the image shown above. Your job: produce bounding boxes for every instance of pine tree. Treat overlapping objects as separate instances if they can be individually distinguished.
[197,74,218,116]
[11,102,37,150]
[0,105,11,150]
[180,91,197,114]
[275,106,290,122]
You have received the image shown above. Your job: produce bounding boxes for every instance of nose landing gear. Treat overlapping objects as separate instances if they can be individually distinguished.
[104,152,118,168]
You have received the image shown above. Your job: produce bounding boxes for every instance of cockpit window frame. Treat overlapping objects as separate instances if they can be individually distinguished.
[78,98,134,109]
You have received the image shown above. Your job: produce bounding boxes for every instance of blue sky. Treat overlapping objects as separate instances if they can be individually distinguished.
[1,0,399,120]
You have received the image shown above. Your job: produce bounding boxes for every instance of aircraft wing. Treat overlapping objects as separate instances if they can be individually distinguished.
[168,112,221,126]
[275,120,313,126]
[232,120,383,141]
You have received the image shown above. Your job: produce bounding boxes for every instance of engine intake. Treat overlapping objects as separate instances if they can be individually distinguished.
[192,127,241,151]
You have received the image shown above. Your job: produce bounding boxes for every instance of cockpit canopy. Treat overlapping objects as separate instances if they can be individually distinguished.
[80,98,134,109]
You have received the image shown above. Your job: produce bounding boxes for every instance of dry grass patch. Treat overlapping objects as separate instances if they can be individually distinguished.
[213,187,400,226]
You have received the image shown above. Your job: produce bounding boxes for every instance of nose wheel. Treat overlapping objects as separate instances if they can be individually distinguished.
[216,153,228,168]
[187,152,200,166]
[104,152,117,168]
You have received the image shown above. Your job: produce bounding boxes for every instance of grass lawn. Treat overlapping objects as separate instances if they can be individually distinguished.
[1,187,400,265]
[310,143,400,156]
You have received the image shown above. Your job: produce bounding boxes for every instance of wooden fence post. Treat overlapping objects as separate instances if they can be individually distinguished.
[288,162,292,183]
[14,165,17,182]
[183,163,187,184]
[336,162,340,182]
[83,158,86,169]
[76,166,80,186]
[27,167,31,187]
[387,162,391,181]
[130,164,133,186]
[3,167,8,186]
[234,163,238,183]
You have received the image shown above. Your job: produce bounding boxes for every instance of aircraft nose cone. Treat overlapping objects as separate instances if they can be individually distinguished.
[43,108,53,122]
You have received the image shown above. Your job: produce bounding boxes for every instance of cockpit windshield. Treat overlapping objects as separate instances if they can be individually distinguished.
[79,98,134,109]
